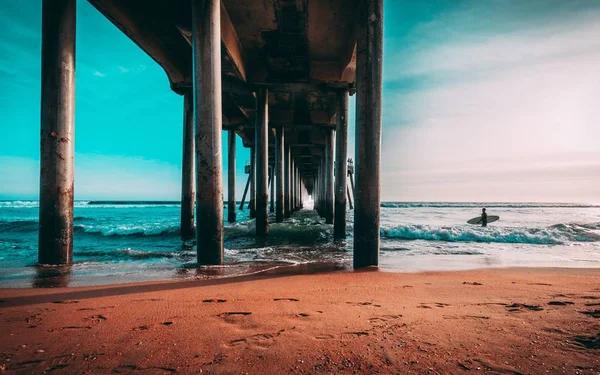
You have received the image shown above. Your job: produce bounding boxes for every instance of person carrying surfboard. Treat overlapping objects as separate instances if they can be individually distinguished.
[481,208,488,227]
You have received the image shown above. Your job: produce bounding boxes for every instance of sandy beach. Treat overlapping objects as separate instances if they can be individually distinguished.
[0,267,598,374]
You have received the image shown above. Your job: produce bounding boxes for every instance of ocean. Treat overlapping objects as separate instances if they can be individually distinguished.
[1,200,599,287]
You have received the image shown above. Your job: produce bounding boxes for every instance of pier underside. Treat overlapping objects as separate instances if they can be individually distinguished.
[87,0,358,193]
[39,0,382,267]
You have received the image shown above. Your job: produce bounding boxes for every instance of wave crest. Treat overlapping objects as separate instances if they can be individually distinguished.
[380,223,600,244]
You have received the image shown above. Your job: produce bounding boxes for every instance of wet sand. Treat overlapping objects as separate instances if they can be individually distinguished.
[0,267,598,374]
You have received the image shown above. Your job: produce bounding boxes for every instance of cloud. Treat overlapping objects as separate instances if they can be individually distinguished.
[118,66,129,73]
[378,2,600,203]
[92,70,106,77]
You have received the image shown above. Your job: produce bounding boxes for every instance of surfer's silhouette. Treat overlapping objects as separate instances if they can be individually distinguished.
[481,208,488,227]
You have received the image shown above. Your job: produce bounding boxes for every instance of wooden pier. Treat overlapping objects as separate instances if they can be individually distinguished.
[38,0,383,267]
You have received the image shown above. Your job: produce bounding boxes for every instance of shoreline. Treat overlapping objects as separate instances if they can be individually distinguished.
[1,267,598,374]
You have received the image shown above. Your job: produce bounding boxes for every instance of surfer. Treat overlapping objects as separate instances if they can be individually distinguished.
[481,208,488,227]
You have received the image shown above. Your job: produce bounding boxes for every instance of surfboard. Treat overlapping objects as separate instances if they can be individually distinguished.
[467,215,499,225]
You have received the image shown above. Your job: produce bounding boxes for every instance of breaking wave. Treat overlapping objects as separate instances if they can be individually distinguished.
[380,223,600,244]
[381,202,599,209]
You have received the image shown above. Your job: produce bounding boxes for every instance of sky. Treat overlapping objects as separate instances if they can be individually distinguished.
[1,0,599,203]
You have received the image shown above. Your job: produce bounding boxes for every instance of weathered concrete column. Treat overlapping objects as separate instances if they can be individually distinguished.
[291,158,296,212]
[39,0,76,265]
[334,91,349,238]
[354,0,383,268]
[275,127,284,222]
[249,146,256,218]
[284,144,291,217]
[270,166,275,213]
[181,91,196,238]
[325,130,334,224]
[192,0,223,265]
[255,88,269,236]
[227,130,236,223]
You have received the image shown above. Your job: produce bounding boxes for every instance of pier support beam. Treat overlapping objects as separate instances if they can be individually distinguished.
[291,159,295,212]
[275,127,284,222]
[192,0,223,265]
[255,88,269,236]
[325,130,334,224]
[354,0,383,268]
[249,147,256,218]
[39,0,76,265]
[284,144,291,218]
[227,130,236,223]
[334,91,349,239]
[181,91,196,238]
[270,167,275,213]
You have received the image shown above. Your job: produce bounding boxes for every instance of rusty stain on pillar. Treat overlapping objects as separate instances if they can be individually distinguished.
[249,146,256,218]
[181,90,196,238]
[192,0,223,265]
[255,88,269,236]
[354,0,384,268]
[325,130,334,224]
[39,0,76,265]
[227,130,236,222]
[276,127,284,222]
[334,91,349,239]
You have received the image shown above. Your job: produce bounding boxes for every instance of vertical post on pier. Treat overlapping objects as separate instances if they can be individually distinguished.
[249,146,256,218]
[227,130,236,223]
[181,91,196,238]
[255,88,269,236]
[275,127,284,222]
[354,0,383,268]
[325,130,334,224]
[192,0,223,265]
[39,0,76,265]
[270,166,275,213]
[291,158,296,212]
[284,144,291,218]
[334,91,349,238]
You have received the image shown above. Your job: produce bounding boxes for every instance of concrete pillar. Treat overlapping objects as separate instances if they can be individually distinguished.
[39,0,76,265]
[249,146,256,218]
[354,0,383,268]
[291,159,296,212]
[255,88,269,236]
[270,166,275,213]
[181,91,196,238]
[275,127,284,222]
[227,130,236,222]
[284,144,291,217]
[334,91,349,239]
[192,0,223,265]
[325,130,334,224]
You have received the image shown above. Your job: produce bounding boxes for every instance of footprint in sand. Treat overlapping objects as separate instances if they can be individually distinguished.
[341,331,369,340]
[505,303,543,312]
[112,365,176,374]
[418,302,450,309]
[346,301,382,307]
[297,313,310,318]
[84,315,108,324]
[202,299,227,303]
[463,282,483,286]
[52,300,79,304]
[273,298,299,302]
[228,330,284,347]
[579,309,600,319]
[218,312,251,317]
[547,301,574,306]
[572,332,600,350]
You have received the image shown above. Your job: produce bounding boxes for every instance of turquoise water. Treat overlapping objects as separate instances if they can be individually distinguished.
[1,201,599,287]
